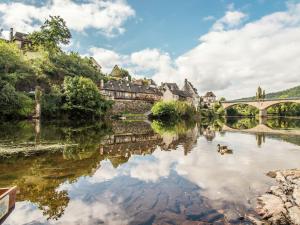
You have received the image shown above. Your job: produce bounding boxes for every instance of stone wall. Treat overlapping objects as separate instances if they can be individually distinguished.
[109,99,153,115]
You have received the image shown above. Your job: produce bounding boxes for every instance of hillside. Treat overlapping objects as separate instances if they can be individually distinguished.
[239,85,300,100]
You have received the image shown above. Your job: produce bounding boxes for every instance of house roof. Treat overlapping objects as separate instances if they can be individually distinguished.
[204,91,216,97]
[90,57,102,69]
[103,80,162,95]
[110,65,123,78]
[183,79,198,95]
[171,89,192,98]
[162,83,179,90]
[148,79,156,86]
[13,32,28,41]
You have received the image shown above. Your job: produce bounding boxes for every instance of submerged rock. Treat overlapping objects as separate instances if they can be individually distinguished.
[253,169,300,225]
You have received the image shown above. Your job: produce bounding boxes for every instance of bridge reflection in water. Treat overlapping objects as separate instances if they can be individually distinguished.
[2,118,300,224]
[222,117,300,147]
[223,119,300,136]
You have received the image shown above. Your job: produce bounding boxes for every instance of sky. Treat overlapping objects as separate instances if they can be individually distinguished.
[0,0,300,99]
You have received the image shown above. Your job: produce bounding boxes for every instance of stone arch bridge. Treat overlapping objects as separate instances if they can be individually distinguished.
[221,98,300,117]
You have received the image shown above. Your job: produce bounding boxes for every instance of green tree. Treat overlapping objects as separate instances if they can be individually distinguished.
[256,86,266,100]
[44,51,104,83]
[0,41,35,119]
[0,82,34,119]
[151,101,196,121]
[0,41,32,77]
[63,76,111,118]
[151,101,178,121]
[28,16,71,51]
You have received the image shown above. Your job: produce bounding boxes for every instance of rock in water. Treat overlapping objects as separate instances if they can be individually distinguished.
[254,169,300,225]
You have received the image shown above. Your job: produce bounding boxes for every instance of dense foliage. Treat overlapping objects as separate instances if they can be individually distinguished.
[0,41,35,119]
[63,76,112,118]
[267,103,300,117]
[44,51,105,83]
[151,101,196,121]
[28,16,71,51]
[200,100,225,118]
[0,16,109,120]
[226,104,258,117]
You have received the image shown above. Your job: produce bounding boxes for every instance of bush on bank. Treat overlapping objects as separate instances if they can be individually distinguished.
[151,101,196,121]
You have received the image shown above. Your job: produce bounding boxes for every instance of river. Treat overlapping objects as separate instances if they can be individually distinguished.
[1,118,300,224]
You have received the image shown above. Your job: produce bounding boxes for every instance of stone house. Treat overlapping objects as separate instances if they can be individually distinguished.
[132,78,157,88]
[202,91,216,107]
[89,57,102,72]
[9,28,32,49]
[99,79,162,102]
[161,79,200,108]
[182,79,200,109]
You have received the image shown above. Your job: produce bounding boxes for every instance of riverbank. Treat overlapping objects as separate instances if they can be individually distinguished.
[251,169,300,224]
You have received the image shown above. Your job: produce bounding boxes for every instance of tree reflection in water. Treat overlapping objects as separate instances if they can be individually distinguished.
[1,118,300,223]
[0,120,202,221]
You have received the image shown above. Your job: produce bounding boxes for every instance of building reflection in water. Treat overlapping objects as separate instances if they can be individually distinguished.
[201,126,216,142]
[1,118,300,224]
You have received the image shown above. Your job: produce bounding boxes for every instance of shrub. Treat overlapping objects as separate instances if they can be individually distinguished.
[151,101,196,121]
[0,83,34,119]
[151,101,179,121]
[63,76,111,118]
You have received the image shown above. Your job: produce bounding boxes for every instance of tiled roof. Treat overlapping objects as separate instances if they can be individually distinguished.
[171,89,192,98]
[204,91,216,97]
[184,80,198,95]
[163,83,179,90]
[14,32,28,41]
[103,80,162,95]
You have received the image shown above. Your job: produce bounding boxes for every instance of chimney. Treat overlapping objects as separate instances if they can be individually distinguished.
[10,28,13,42]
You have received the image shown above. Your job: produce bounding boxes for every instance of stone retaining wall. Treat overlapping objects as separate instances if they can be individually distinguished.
[109,99,153,115]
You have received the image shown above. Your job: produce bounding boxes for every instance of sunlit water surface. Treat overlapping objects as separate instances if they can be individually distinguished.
[1,118,300,225]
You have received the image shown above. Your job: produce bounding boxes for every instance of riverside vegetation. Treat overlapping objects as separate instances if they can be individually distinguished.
[0,16,114,121]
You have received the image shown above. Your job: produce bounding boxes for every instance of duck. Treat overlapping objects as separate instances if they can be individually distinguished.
[217,144,233,154]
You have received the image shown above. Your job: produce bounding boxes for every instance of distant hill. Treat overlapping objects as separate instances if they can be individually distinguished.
[239,85,300,100]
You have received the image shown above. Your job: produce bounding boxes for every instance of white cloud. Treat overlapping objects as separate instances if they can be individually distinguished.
[212,10,247,31]
[6,198,130,225]
[89,47,128,73]
[203,15,215,21]
[87,3,300,99]
[0,0,135,36]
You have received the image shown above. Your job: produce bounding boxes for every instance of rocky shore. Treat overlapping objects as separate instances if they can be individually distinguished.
[253,169,300,225]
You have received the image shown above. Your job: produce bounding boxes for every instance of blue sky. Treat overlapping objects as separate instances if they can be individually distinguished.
[80,0,286,57]
[1,0,300,98]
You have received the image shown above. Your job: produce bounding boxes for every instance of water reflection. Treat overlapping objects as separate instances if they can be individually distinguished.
[1,118,300,224]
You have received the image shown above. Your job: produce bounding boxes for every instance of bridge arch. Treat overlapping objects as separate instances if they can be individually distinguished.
[221,98,300,117]
[221,102,259,110]
[260,99,300,110]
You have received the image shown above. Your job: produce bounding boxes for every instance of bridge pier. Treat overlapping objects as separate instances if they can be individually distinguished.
[259,109,267,118]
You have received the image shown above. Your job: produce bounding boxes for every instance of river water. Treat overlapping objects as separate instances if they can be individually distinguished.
[1,118,300,225]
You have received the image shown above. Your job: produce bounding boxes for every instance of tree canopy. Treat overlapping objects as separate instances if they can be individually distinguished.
[28,16,71,51]
[63,76,111,118]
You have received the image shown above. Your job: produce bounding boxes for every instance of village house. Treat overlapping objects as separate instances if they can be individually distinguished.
[132,78,157,88]
[9,28,32,49]
[99,79,162,102]
[161,79,200,108]
[89,57,102,72]
[202,91,216,107]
